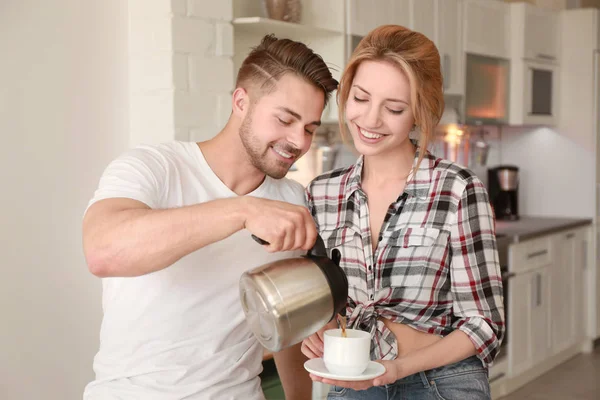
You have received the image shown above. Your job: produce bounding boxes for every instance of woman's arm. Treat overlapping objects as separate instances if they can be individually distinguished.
[274,343,313,400]
[447,176,505,365]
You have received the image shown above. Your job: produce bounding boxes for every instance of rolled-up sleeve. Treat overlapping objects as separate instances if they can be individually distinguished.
[449,177,505,366]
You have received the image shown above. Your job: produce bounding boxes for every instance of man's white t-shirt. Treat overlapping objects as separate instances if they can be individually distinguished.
[83,141,306,400]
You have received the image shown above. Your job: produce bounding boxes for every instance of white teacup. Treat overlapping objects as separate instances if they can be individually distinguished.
[323,328,371,376]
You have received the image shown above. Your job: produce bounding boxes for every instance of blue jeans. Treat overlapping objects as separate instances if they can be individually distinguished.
[327,356,490,400]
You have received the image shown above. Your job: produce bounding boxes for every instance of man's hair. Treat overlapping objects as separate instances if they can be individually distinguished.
[236,34,338,106]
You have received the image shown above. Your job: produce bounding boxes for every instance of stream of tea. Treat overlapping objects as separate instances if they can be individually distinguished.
[337,314,347,338]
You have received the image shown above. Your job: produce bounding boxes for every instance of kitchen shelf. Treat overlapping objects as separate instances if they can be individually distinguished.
[232,17,344,38]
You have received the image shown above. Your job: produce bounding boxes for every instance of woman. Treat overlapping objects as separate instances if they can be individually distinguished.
[302,25,504,399]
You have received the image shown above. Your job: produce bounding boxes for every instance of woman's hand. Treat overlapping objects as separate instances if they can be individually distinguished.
[308,359,403,390]
[301,319,338,359]
[310,330,479,390]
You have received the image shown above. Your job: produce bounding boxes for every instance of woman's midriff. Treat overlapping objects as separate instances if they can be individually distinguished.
[380,317,442,357]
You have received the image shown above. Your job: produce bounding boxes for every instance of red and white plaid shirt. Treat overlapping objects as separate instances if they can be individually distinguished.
[306,150,505,366]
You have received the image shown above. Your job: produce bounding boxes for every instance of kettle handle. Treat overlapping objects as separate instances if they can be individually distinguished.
[250,234,270,246]
[250,234,328,258]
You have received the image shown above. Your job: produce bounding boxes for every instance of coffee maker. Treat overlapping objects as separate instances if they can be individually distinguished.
[488,165,519,220]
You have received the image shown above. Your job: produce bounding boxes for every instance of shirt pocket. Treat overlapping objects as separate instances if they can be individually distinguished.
[380,226,445,289]
[320,225,366,290]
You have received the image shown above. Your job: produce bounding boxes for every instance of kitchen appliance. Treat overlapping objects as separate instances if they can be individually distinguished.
[239,235,348,353]
[465,54,510,125]
[488,165,520,221]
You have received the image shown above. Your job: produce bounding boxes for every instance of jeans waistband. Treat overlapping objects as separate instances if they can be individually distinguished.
[396,356,486,386]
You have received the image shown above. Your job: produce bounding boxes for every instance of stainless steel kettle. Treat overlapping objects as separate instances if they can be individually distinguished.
[239,235,348,353]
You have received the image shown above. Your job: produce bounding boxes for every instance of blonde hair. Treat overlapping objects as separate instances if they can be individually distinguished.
[337,25,444,170]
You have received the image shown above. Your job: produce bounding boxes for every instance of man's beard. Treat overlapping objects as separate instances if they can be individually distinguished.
[239,113,300,179]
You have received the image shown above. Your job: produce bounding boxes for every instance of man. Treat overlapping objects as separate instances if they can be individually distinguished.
[82,34,338,399]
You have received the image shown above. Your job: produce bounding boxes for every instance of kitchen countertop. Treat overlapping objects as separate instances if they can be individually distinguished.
[495,216,592,243]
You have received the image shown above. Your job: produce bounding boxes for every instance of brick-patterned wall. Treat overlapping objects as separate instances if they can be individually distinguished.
[128,0,235,147]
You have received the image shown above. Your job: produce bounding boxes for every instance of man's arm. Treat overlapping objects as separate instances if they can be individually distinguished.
[83,196,316,277]
[273,343,312,400]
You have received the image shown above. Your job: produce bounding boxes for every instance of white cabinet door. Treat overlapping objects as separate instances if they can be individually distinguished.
[572,230,587,344]
[347,0,374,36]
[597,226,600,339]
[436,0,464,96]
[531,268,551,365]
[409,0,436,40]
[390,0,410,28]
[349,0,401,36]
[550,228,588,354]
[509,270,534,376]
[550,233,575,353]
[524,5,559,62]
[509,263,551,377]
[464,0,510,59]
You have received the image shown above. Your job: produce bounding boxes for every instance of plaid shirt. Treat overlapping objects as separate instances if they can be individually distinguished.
[306,150,505,366]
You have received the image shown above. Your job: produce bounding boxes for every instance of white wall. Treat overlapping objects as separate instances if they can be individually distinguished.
[0,1,129,399]
[500,126,595,219]
[128,0,235,146]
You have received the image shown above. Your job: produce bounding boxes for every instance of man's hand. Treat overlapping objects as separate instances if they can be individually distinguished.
[242,196,317,252]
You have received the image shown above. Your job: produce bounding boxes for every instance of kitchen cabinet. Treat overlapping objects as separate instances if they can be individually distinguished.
[508,265,551,376]
[508,235,553,376]
[509,2,560,126]
[550,229,587,353]
[559,9,599,341]
[347,0,409,37]
[436,0,464,96]
[522,4,560,62]
[531,269,551,365]
[463,0,510,59]
[559,8,600,149]
[347,0,370,36]
[550,232,576,353]
[508,269,532,377]
[406,0,436,42]
[508,226,590,382]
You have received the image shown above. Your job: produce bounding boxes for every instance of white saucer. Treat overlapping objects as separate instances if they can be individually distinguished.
[304,358,386,381]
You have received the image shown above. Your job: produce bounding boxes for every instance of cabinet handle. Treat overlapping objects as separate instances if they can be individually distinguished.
[531,273,537,309]
[501,271,516,280]
[527,250,548,259]
[583,241,588,270]
[537,273,542,307]
[443,54,451,90]
[566,233,575,239]
[537,53,556,61]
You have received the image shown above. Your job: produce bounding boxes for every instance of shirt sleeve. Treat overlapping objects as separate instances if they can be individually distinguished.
[449,176,505,366]
[305,184,318,228]
[85,146,168,213]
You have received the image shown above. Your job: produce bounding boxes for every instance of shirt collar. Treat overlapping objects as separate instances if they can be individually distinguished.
[344,146,434,201]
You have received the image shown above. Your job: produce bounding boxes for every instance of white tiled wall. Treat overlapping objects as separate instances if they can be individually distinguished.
[128,0,235,147]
